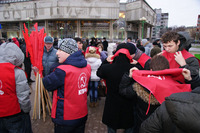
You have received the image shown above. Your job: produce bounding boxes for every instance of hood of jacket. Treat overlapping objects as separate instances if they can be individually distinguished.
[133,82,159,105]
[165,87,200,132]
[63,50,87,68]
[12,37,17,42]
[141,39,151,47]
[0,42,24,66]
[178,31,193,51]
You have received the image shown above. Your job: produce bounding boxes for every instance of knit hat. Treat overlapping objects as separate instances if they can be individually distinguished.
[126,43,136,55]
[44,36,54,43]
[58,38,78,54]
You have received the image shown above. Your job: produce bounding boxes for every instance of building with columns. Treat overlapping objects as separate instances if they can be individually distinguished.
[0,0,156,41]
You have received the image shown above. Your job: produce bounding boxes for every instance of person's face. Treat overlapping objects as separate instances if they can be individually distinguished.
[163,40,180,53]
[77,41,83,50]
[56,49,70,63]
[98,46,103,52]
[44,43,53,51]
[127,39,131,42]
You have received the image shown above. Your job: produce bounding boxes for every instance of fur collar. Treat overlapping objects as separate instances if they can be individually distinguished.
[85,53,100,59]
[133,82,159,105]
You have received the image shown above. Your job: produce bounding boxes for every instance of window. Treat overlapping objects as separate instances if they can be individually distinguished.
[0,0,32,4]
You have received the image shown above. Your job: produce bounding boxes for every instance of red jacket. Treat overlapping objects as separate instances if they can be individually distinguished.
[0,63,21,117]
[51,64,91,120]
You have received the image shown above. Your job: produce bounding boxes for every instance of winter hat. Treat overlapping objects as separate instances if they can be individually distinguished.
[141,39,149,46]
[0,42,24,66]
[126,43,137,55]
[44,36,54,43]
[115,43,136,55]
[85,46,100,59]
[58,38,78,54]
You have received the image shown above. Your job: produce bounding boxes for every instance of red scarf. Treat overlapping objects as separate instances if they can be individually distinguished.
[132,68,191,104]
[162,49,196,68]
[111,48,133,63]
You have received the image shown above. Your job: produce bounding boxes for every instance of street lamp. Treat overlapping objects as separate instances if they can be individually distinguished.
[139,17,147,39]
[60,27,64,39]
[25,17,33,35]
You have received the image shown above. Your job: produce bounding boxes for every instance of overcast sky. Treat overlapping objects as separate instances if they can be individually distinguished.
[120,0,200,27]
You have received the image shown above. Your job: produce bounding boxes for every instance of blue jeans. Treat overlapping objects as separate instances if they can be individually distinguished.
[89,81,98,102]
[54,122,86,133]
[0,112,32,133]
[107,126,134,133]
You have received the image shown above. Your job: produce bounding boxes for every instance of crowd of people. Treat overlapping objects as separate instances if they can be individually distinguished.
[0,30,200,133]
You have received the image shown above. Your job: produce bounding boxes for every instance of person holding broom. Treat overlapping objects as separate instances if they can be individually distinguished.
[42,38,91,133]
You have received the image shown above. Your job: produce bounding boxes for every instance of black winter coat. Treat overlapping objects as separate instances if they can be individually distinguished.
[97,54,136,129]
[119,73,160,132]
[140,76,200,133]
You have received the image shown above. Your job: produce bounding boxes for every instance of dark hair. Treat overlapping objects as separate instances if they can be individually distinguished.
[161,31,179,44]
[150,47,161,58]
[97,43,104,50]
[150,55,169,71]
[74,37,82,43]
[127,37,132,40]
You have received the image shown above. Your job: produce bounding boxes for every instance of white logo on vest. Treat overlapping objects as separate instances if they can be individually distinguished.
[0,80,4,95]
[78,73,87,95]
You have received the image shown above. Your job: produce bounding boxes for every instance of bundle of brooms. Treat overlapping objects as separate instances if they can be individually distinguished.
[23,23,52,121]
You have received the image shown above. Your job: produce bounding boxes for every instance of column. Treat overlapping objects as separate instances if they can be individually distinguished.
[109,20,113,41]
[124,22,127,40]
[77,20,81,37]
[138,23,142,39]
[19,22,23,38]
[45,20,49,35]
[149,26,152,40]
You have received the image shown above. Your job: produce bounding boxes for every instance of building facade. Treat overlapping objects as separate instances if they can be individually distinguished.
[0,0,156,41]
[152,8,168,39]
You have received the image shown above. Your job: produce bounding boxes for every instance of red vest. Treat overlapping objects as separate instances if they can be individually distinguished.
[162,49,195,68]
[51,64,91,120]
[132,68,191,104]
[0,63,21,117]
[137,53,151,68]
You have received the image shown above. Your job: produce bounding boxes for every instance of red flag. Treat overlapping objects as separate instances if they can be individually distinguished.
[22,23,46,77]
[132,68,191,104]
